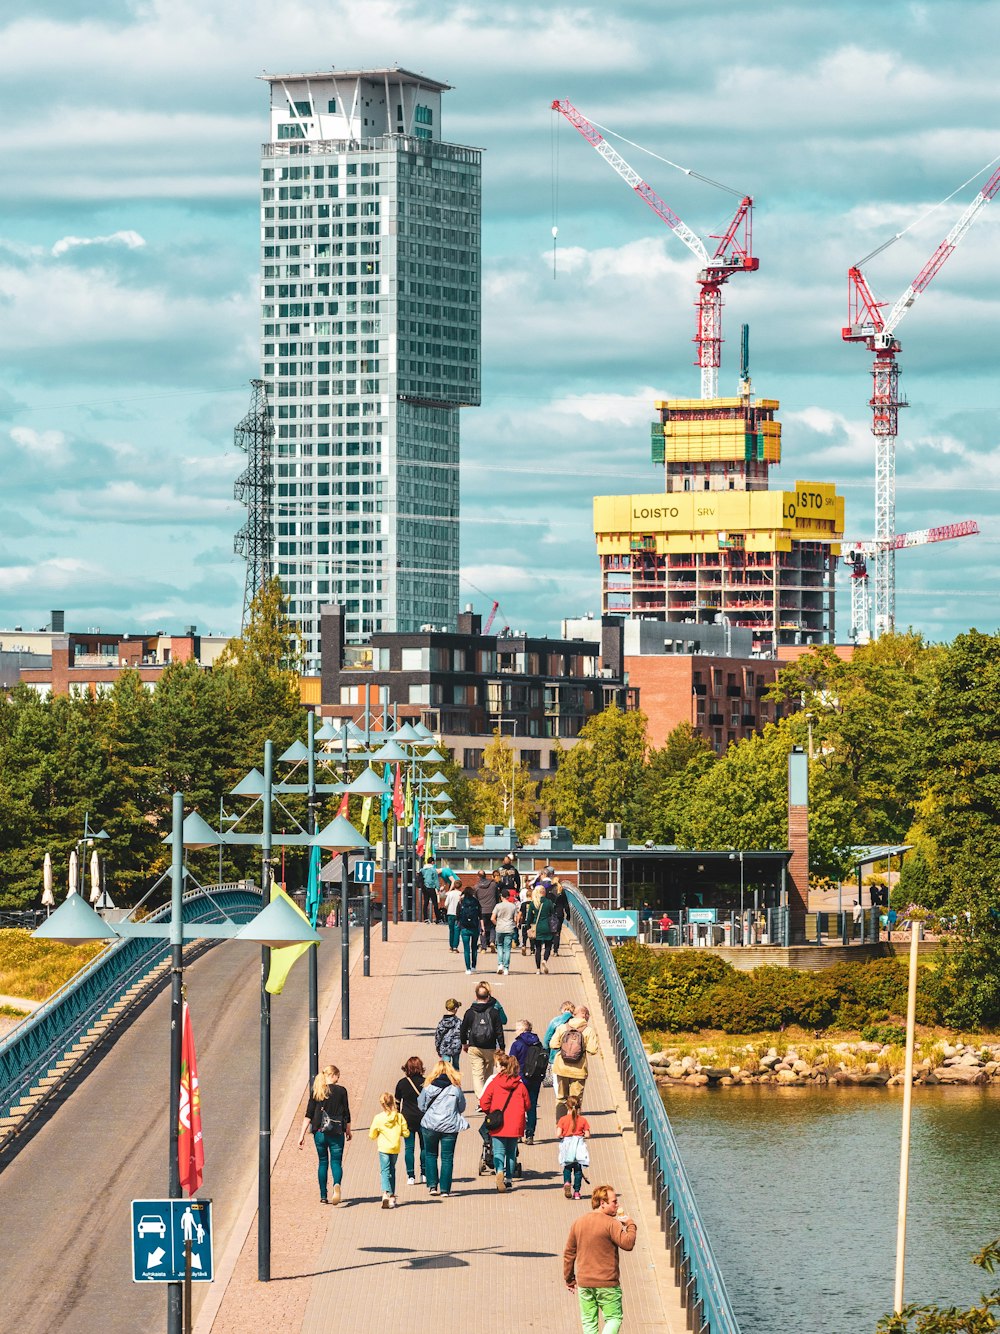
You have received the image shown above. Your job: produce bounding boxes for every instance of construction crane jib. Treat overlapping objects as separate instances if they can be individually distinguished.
[552,99,758,399]
[842,163,1000,640]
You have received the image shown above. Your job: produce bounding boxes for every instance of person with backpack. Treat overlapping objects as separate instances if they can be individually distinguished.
[474,870,501,953]
[456,884,483,974]
[557,1096,591,1199]
[434,997,463,1070]
[419,856,442,924]
[417,1060,468,1197]
[522,881,556,974]
[544,999,576,1091]
[297,1063,352,1205]
[550,1004,601,1120]
[460,980,506,1102]
[550,880,571,956]
[478,1052,530,1193]
[509,1019,548,1144]
[394,1056,426,1186]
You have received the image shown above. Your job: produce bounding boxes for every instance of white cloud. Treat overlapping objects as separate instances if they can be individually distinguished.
[9,425,68,460]
[52,230,146,257]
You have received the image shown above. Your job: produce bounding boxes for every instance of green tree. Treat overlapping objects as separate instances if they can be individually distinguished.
[542,705,649,843]
[631,723,716,845]
[676,718,859,878]
[467,731,538,841]
[768,633,939,844]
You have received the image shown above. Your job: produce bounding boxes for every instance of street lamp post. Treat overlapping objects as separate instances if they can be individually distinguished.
[34,791,321,1330]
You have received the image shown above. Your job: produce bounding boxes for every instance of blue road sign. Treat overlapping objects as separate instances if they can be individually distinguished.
[131,1199,214,1283]
[354,859,376,884]
[594,910,639,938]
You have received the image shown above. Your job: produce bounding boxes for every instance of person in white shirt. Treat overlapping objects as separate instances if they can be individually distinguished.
[443,880,464,953]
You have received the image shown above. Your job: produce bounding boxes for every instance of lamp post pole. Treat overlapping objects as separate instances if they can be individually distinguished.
[306,713,319,1087]
[341,848,350,1039]
[259,740,273,1283]
[166,790,184,1334]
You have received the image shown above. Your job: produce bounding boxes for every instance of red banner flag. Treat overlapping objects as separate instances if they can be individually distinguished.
[336,791,349,819]
[178,1001,205,1196]
[416,812,426,859]
[392,763,405,820]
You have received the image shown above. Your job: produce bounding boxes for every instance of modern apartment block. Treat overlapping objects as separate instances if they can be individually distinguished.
[319,606,635,777]
[593,390,846,654]
[255,68,481,671]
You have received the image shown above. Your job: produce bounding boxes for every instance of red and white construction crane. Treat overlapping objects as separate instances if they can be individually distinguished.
[552,99,758,399]
[842,163,1000,639]
[843,521,980,644]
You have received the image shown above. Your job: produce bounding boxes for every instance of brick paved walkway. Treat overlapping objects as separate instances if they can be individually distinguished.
[201,923,685,1333]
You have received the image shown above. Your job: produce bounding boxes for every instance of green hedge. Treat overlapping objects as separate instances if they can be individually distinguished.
[614,943,949,1034]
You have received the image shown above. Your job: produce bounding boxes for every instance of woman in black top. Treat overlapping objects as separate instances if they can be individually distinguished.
[298,1064,352,1204]
[394,1055,426,1185]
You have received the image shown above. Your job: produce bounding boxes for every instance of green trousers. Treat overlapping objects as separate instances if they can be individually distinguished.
[578,1285,623,1334]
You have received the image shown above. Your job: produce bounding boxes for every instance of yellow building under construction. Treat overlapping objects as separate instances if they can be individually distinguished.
[594,392,845,653]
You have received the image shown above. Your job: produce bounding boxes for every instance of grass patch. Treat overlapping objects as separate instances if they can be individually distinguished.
[0,929,105,1001]
[0,1003,28,1018]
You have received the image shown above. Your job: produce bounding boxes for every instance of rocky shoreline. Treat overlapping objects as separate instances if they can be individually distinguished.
[646,1040,1000,1088]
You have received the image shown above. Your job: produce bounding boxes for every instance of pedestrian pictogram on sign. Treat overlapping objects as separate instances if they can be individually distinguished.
[131,1199,214,1283]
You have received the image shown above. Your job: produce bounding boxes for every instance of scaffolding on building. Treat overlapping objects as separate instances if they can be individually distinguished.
[234,378,275,628]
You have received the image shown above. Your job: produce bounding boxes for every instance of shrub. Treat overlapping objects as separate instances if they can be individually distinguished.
[861,1022,907,1045]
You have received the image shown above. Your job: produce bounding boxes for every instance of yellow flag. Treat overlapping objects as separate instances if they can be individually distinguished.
[360,795,372,835]
[265,887,316,996]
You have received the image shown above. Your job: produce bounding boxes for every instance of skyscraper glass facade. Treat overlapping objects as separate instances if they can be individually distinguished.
[253,69,481,671]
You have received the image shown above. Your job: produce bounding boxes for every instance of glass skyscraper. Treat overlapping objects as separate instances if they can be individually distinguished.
[253,68,481,671]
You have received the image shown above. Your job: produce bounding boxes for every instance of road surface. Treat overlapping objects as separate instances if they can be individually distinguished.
[0,931,340,1334]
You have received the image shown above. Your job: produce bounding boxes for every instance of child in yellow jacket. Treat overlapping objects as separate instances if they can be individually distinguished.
[368,1092,410,1208]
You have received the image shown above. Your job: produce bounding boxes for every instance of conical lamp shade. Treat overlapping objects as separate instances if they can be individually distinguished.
[236,895,322,948]
[313,815,370,852]
[33,894,120,944]
[411,722,435,741]
[393,723,422,742]
[231,768,265,797]
[347,766,392,795]
[438,809,456,820]
[315,720,340,741]
[369,740,409,762]
[421,748,445,763]
[279,740,310,763]
[162,811,223,848]
[428,770,449,784]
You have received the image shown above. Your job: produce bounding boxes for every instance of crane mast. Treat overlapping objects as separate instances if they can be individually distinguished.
[553,99,758,399]
[842,164,1000,639]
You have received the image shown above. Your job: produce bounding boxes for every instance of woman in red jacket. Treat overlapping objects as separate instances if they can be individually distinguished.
[478,1052,531,1193]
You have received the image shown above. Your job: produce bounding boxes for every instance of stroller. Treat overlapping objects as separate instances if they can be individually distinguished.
[478,1117,523,1178]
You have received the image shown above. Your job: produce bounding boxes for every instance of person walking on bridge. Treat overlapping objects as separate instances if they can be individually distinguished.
[564,1184,637,1334]
[417,1060,468,1197]
[461,980,506,1102]
[298,1064,352,1205]
[456,884,483,973]
[551,1005,600,1121]
[368,1092,409,1210]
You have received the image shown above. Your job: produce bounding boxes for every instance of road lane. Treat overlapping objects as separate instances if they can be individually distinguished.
[0,931,340,1334]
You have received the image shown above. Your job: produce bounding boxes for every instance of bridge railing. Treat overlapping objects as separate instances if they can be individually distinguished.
[566,888,740,1334]
[0,884,262,1122]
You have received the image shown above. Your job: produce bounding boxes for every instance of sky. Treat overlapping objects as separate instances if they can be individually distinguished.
[0,0,998,644]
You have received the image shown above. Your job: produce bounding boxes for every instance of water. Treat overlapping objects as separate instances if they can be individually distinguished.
[664,1085,1000,1333]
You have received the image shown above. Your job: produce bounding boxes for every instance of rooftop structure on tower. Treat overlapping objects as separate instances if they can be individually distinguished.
[594,338,845,653]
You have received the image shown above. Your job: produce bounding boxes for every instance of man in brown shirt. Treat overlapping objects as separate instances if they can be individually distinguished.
[563,1183,637,1333]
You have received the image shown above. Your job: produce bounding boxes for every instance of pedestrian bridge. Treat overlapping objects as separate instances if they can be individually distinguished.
[196,891,738,1334]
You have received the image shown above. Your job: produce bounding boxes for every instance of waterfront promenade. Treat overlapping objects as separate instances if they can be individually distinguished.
[198,922,686,1333]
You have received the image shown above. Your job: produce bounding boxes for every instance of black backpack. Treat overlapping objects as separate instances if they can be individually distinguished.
[522,1042,548,1082]
[468,1005,497,1048]
[458,897,480,930]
